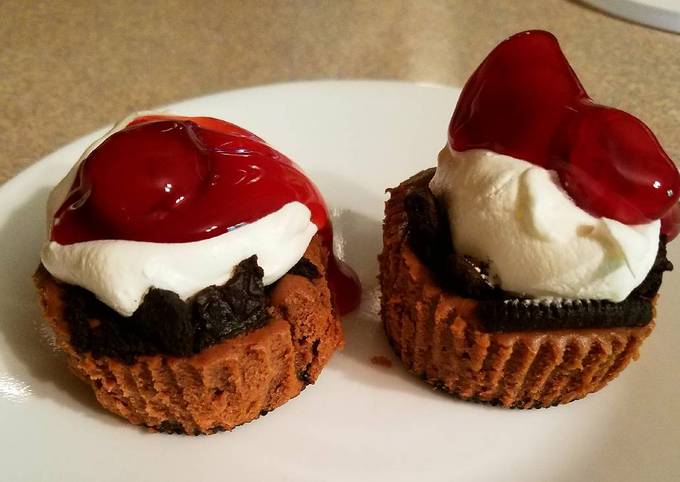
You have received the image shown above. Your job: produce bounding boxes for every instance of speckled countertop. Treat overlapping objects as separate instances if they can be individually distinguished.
[1,0,679,183]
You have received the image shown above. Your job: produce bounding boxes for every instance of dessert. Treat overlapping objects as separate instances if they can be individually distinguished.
[35,113,360,433]
[380,30,679,408]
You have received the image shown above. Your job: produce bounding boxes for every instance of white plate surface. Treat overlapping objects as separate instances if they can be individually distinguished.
[582,0,680,33]
[1,81,679,482]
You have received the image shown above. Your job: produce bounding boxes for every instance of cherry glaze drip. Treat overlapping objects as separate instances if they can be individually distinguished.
[450,30,680,239]
[52,115,361,314]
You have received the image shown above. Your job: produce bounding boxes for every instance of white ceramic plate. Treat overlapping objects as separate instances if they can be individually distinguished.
[1,81,678,482]
[582,0,680,33]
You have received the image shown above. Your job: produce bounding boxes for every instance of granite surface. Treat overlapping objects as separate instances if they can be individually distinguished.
[1,0,679,184]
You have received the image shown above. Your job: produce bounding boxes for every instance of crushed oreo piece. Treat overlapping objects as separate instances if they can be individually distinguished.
[288,257,321,279]
[62,255,269,363]
[152,421,229,435]
[444,254,497,299]
[404,180,496,298]
[155,421,185,434]
[193,256,267,352]
[64,286,153,363]
[133,289,193,356]
[297,369,312,384]
[62,286,96,354]
[404,184,451,267]
[630,235,673,298]
[402,172,673,331]
[296,339,321,384]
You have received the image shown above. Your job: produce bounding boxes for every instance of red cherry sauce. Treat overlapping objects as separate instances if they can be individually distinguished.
[450,30,680,239]
[51,115,361,314]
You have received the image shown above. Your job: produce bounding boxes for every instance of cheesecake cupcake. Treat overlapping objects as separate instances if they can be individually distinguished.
[35,114,360,433]
[380,30,679,408]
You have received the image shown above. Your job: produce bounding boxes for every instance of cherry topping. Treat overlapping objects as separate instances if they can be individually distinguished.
[52,115,362,314]
[53,118,326,244]
[450,30,587,169]
[450,30,679,232]
[74,121,210,241]
[559,106,680,224]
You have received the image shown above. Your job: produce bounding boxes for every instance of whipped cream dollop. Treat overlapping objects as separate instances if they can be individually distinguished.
[41,114,317,316]
[429,147,660,302]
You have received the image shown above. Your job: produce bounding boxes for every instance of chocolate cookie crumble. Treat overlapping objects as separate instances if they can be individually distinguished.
[288,257,321,279]
[60,255,269,363]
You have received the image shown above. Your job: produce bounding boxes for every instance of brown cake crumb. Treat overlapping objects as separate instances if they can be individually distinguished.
[370,355,392,368]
